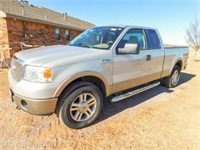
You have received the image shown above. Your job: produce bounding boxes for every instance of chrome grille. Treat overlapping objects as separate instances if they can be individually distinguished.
[11,56,23,82]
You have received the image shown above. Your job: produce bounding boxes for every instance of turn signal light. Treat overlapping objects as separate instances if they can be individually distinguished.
[43,69,52,78]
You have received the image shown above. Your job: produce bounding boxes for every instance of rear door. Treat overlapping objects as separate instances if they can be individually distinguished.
[145,29,165,80]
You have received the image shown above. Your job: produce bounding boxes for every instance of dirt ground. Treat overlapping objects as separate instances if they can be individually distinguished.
[0,53,199,150]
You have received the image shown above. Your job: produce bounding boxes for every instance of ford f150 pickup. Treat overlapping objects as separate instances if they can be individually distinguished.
[8,25,189,129]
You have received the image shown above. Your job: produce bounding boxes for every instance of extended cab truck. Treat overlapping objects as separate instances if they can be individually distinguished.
[8,26,189,129]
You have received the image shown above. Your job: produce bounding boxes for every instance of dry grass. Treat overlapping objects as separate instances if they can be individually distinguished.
[0,53,199,150]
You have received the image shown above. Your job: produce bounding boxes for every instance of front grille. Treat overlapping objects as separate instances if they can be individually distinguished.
[11,56,24,82]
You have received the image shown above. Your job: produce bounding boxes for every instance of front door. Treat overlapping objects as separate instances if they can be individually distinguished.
[112,28,151,93]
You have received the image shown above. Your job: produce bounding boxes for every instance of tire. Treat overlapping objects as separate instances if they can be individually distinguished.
[162,65,181,88]
[58,81,103,129]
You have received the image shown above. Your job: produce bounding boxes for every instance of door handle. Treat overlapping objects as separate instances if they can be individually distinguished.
[102,58,112,63]
[146,55,151,61]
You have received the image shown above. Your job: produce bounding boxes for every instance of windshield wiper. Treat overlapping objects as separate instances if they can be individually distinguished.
[76,42,92,48]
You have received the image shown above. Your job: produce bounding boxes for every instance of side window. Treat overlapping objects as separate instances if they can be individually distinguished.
[117,29,147,50]
[147,30,161,49]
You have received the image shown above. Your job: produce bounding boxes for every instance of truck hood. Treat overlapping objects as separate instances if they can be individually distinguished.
[15,45,106,68]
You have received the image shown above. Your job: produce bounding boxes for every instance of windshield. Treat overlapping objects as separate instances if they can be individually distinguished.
[69,26,124,50]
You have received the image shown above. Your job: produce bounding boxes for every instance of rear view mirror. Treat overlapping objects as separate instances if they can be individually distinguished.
[118,43,139,54]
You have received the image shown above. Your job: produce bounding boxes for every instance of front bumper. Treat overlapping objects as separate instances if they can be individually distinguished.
[10,90,57,115]
[8,69,58,115]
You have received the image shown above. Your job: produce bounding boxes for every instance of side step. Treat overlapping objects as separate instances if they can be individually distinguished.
[111,81,160,102]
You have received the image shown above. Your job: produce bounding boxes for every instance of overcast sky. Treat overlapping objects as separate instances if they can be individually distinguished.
[28,0,200,45]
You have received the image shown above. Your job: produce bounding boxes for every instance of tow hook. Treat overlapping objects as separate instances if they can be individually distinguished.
[16,106,21,110]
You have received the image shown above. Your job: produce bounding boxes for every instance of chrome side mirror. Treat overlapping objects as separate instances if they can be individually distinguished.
[118,43,139,54]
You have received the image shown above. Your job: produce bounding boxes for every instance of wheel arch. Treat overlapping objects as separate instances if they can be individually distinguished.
[170,59,183,75]
[53,72,111,99]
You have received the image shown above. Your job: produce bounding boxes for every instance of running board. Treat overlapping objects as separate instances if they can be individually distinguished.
[111,81,160,102]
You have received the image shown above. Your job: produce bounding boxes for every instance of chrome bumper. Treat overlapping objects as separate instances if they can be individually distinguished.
[10,89,58,115]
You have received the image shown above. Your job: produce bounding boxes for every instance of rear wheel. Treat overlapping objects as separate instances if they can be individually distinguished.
[58,82,103,129]
[162,65,181,88]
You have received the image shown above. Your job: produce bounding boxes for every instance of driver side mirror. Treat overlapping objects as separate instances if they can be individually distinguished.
[117,43,140,54]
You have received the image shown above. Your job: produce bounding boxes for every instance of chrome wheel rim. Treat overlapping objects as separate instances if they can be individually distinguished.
[171,70,180,86]
[70,93,97,122]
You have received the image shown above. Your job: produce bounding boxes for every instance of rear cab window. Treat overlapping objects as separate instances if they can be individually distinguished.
[146,29,161,49]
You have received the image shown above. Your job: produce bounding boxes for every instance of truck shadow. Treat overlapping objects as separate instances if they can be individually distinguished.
[96,72,196,124]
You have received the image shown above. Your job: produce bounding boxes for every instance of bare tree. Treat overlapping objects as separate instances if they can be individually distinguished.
[186,17,200,60]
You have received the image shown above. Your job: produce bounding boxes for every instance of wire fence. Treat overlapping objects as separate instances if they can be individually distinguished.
[0,41,71,69]
[0,42,42,69]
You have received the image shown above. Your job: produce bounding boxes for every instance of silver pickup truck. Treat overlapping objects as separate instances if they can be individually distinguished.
[8,25,189,129]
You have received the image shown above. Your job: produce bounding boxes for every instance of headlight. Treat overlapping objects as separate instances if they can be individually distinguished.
[23,65,52,83]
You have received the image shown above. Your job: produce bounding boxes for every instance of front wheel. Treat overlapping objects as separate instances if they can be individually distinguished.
[58,82,103,129]
[162,65,181,88]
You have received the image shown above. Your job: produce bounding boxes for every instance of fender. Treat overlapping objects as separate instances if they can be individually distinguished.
[53,71,112,98]
[169,58,183,75]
